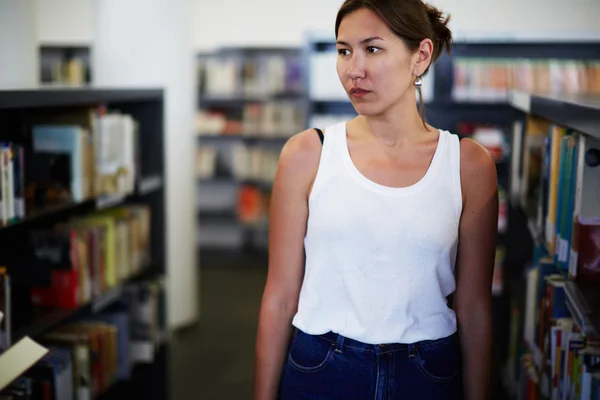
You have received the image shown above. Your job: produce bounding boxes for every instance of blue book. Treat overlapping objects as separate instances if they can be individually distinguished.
[31,125,85,202]
[562,135,579,268]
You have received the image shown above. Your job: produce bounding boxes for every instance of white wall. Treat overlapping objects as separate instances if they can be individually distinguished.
[0,0,38,89]
[93,0,199,330]
[192,0,344,50]
[192,0,600,50]
[35,0,93,45]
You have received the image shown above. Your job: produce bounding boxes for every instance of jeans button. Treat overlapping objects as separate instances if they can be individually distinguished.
[379,344,387,347]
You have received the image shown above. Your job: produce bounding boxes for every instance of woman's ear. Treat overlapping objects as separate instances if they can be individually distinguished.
[413,38,433,76]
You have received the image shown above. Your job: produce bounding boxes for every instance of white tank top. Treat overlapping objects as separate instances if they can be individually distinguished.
[291,121,463,345]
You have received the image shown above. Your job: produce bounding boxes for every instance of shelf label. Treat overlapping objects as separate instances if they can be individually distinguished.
[138,175,162,195]
[96,194,126,210]
[91,284,123,313]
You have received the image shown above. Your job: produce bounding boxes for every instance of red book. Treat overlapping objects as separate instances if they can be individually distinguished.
[572,219,600,282]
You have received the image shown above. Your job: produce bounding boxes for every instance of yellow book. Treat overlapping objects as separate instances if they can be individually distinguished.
[70,215,116,288]
[546,126,567,252]
[99,208,135,279]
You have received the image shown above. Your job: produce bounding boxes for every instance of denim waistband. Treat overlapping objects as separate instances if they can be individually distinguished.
[314,330,457,354]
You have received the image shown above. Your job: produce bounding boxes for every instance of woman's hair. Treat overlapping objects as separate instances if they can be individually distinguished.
[335,0,453,125]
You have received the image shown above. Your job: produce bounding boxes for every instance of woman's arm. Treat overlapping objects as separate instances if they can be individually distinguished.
[454,138,498,400]
[253,129,323,400]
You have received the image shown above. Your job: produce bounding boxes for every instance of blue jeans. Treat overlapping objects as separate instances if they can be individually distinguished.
[279,329,464,400]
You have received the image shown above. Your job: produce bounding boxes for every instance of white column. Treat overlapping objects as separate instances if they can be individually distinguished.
[0,0,38,89]
[93,0,199,329]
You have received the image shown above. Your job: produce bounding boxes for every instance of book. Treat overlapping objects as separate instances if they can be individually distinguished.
[569,134,600,282]
[0,337,49,392]
[31,125,90,203]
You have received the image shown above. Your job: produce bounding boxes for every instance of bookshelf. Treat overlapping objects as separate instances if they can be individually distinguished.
[0,88,168,399]
[195,47,305,250]
[503,89,600,399]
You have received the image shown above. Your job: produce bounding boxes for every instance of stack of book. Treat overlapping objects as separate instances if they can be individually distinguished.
[198,53,303,98]
[28,204,152,309]
[0,107,140,227]
[453,58,600,102]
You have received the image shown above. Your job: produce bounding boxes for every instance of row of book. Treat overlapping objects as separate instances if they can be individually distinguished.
[198,54,303,98]
[453,58,600,102]
[512,116,600,281]
[506,245,600,399]
[0,107,140,226]
[196,102,305,137]
[0,277,166,400]
[196,145,280,185]
[0,204,151,356]
[29,204,152,310]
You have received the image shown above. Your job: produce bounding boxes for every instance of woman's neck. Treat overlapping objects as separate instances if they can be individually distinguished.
[356,94,429,147]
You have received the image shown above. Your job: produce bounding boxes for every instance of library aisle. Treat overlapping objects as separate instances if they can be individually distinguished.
[170,250,268,399]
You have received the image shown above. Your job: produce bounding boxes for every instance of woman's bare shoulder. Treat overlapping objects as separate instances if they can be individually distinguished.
[276,128,325,191]
[459,138,498,202]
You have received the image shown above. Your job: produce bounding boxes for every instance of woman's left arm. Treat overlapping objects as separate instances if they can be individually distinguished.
[454,138,499,400]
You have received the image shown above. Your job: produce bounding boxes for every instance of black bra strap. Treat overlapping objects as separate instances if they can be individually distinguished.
[315,128,324,144]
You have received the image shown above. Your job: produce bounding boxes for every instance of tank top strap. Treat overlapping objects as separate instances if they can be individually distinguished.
[440,130,463,220]
[308,121,346,203]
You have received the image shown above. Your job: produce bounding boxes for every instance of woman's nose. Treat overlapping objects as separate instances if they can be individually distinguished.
[346,55,366,79]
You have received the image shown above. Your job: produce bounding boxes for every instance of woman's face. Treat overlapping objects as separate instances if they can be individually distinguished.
[336,8,421,117]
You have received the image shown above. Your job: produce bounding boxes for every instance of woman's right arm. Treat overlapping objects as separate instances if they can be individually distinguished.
[253,129,323,400]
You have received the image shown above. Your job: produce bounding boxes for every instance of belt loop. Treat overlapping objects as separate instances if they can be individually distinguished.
[335,333,345,353]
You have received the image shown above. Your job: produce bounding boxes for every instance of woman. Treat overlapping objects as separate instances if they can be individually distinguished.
[254,0,497,399]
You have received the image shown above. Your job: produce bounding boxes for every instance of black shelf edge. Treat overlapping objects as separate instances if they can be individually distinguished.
[196,134,291,145]
[13,265,161,343]
[0,175,163,234]
[199,92,304,104]
[198,176,273,190]
[508,90,600,139]
[0,88,163,110]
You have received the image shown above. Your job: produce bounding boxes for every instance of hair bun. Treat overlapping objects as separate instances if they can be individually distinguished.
[424,3,452,62]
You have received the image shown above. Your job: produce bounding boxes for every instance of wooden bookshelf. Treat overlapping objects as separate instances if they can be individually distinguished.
[0,88,168,399]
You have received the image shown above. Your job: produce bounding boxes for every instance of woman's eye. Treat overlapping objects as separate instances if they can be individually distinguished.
[337,49,350,56]
[367,46,381,54]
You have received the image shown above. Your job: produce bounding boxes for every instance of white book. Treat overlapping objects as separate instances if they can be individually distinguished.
[0,336,49,391]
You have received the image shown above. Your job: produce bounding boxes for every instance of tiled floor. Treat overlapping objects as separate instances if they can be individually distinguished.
[170,250,268,400]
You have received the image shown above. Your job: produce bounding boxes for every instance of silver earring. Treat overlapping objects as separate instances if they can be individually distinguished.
[414,76,423,88]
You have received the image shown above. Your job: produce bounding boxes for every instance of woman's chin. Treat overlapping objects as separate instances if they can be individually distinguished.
[351,102,384,117]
